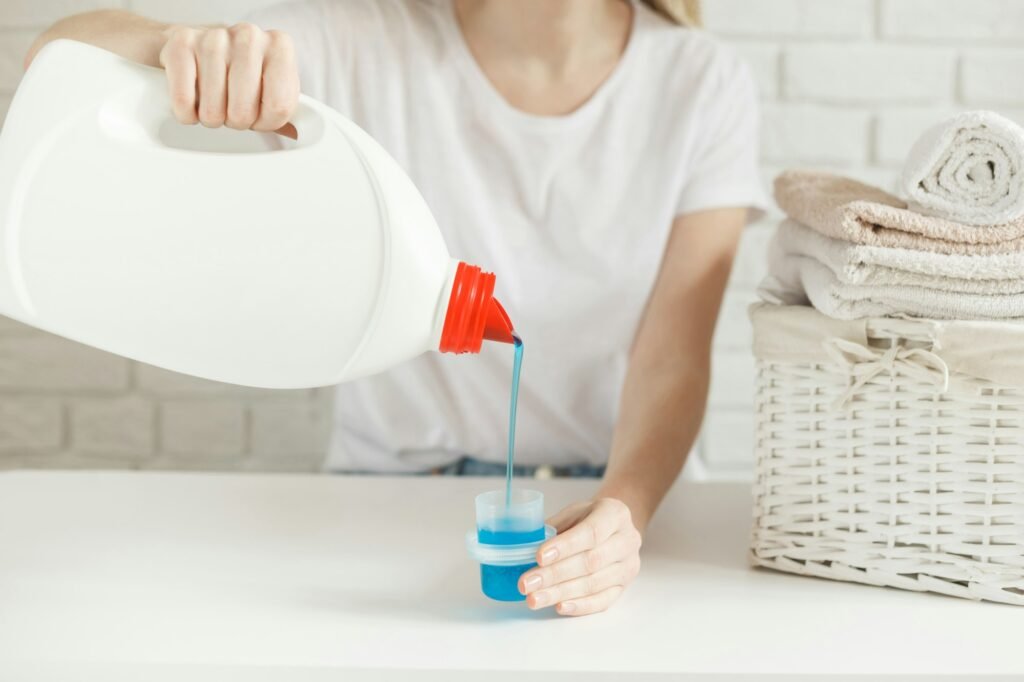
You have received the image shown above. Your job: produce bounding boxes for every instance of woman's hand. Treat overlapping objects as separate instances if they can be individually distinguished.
[158,22,299,132]
[29,12,300,135]
[518,497,642,617]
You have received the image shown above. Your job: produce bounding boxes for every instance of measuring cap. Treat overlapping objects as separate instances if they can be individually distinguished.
[466,525,556,565]
[467,489,555,602]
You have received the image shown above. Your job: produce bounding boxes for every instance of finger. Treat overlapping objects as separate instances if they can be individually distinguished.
[536,499,630,566]
[196,28,229,127]
[526,560,633,610]
[557,585,625,617]
[546,501,590,534]
[521,528,641,593]
[160,28,198,124]
[253,30,298,132]
[225,23,264,129]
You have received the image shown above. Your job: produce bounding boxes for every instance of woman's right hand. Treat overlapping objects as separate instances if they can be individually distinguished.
[158,22,299,133]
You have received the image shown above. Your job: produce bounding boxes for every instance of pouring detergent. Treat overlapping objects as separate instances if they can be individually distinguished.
[0,40,546,602]
[0,39,517,385]
[466,332,555,602]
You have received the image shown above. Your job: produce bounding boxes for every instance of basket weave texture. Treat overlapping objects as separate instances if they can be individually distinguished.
[750,303,1024,605]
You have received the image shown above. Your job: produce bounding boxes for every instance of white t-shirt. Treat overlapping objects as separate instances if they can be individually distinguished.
[247,0,768,472]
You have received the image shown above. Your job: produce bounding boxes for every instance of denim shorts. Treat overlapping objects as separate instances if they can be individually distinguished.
[344,456,606,479]
[428,456,606,479]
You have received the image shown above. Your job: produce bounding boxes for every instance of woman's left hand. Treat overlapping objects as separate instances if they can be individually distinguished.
[518,497,642,616]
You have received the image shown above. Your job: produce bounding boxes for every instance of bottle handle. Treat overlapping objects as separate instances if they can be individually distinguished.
[108,50,328,148]
[26,41,334,153]
[282,95,327,145]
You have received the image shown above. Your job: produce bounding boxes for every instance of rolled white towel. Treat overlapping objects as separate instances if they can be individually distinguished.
[902,110,1024,226]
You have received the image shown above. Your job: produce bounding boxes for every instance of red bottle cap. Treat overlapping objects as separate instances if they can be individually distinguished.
[439,262,515,354]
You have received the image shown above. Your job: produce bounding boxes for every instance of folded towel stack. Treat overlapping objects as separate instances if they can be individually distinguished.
[761,110,1024,320]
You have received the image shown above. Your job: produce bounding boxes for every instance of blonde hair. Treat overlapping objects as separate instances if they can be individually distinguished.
[641,0,702,27]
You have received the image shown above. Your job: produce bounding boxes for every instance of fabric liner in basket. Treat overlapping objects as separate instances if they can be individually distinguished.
[749,302,1024,605]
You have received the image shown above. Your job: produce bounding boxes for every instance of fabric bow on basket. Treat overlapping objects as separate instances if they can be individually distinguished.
[821,336,950,410]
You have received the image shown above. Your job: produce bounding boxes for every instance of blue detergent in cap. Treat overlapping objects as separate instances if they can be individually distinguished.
[467,489,554,601]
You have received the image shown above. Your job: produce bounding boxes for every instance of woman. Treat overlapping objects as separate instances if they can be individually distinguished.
[30,0,765,616]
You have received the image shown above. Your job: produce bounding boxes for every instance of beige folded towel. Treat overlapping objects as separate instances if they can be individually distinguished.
[774,170,1024,255]
[773,219,1024,295]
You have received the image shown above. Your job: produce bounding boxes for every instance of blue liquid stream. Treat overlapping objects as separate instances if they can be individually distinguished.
[477,332,533,601]
[505,333,523,507]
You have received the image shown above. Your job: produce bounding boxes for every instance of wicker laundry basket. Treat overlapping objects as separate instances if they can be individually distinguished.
[749,302,1024,605]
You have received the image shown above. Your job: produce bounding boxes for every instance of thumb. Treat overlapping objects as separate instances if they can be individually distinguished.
[546,501,591,534]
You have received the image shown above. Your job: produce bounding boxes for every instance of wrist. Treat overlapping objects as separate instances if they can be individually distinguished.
[594,479,656,534]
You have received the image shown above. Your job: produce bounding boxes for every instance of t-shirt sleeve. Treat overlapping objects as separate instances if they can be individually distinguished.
[675,53,768,221]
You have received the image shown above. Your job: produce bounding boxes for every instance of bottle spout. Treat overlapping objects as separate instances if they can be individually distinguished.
[483,298,515,344]
[439,261,515,354]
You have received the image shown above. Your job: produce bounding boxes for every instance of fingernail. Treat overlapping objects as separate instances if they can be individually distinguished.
[531,591,549,608]
[559,601,576,615]
[540,548,558,564]
[522,574,542,593]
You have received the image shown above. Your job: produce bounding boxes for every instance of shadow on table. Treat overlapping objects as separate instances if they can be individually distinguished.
[300,567,561,624]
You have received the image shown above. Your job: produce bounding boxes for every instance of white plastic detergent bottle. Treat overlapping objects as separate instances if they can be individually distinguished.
[0,40,515,388]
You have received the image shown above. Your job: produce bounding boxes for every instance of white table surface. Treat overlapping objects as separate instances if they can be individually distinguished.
[0,470,1021,681]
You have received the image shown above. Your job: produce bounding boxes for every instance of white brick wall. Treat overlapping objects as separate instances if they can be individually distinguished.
[71,396,153,458]
[0,1,1021,480]
[697,0,1024,480]
[760,104,870,164]
[703,0,874,38]
[160,401,247,457]
[784,45,956,103]
[0,398,62,452]
[880,0,1024,41]
[0,334,130,390]
[961,50,1024,105]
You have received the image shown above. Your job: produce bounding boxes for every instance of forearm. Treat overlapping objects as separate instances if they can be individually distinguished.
[28,10,172,68]
[597,349,709,533]
[594,207,746,534]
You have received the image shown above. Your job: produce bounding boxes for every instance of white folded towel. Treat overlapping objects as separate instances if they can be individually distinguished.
[773,219,1024,295]
[902,110,1024,226]
[761,230,1024,320]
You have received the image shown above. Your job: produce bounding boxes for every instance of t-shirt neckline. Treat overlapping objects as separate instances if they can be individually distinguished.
[441,0,641,133]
